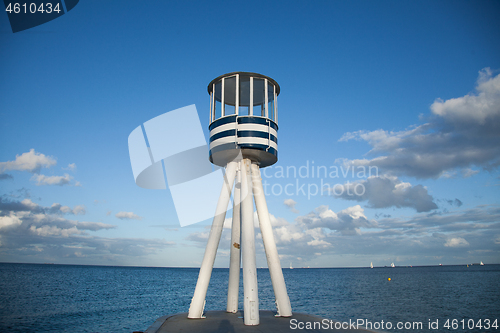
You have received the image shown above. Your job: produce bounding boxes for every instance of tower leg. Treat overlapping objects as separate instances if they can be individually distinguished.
[241,159,259,325]
[251,163,292,317]
[188,161,238,319]
[226,163,241,313]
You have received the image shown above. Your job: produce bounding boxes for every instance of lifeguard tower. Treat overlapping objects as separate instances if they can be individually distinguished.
[142,73,379,333]
[188,72,291,325]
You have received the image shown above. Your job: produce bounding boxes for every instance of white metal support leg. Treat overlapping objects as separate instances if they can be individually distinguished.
[241,159,259,325]
[251,163,292,317]
[188,161,238,319]
[227,163,241,313]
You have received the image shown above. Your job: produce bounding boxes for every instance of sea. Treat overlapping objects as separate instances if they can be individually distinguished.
[0,263,498,333]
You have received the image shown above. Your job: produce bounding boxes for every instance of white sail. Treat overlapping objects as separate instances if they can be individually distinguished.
[370,262,373,268]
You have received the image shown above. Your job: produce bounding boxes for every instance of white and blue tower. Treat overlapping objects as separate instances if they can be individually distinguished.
[188,72,292,325]
[208,72,279,168]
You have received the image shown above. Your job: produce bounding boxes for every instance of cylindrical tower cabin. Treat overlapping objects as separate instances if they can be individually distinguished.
[208,72,279,168]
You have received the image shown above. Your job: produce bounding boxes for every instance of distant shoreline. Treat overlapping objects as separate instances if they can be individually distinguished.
[0,261,497,269]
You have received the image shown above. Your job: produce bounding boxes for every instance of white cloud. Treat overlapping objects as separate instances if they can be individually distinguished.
[0,197,86,216]
[29,225,82,237]
[0,149,56,174]
[115,211,143,220]
[431,68,500,125]
[72,205,86,215]
[186,230,210,243]
[64,163,77,171]
[57,204,86,215]
[284,199,299,213]
[338,69,500,178]
[59,205,72,214]
[0,150,81,186]
[306,239,332,247]
[462,168,479,178]
[274,224,305,243]
[0,212,23,230]
[444,237,470,248]
[76,221,115,231]
[31,173,72,186]
[21,198,39,210]
[331,175,438,212]
[297,205,376,235]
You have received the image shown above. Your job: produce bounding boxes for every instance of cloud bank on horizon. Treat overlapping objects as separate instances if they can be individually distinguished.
[0,196,173,264]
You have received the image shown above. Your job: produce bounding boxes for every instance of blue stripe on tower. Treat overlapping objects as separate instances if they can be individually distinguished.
[238,116,278,131]
[209,115,237,131]
[237,131,278,144]
[210,129,236,143]
[237,130,268,139]
[236,143,278,157]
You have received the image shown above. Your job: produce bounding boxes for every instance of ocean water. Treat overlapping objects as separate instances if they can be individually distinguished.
[0,263,498,332]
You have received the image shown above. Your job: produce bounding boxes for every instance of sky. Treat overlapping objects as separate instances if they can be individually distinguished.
[1,0,499,268]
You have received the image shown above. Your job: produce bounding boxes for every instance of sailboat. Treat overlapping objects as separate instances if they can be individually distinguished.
[370,262,373,269]
[289,262,293,270]
[390,262,395,268]
[480,261,484,266]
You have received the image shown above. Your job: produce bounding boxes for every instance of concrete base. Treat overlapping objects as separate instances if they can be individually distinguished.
[143,311,380,333]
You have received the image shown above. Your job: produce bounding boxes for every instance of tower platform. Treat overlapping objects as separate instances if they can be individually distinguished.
[144,311,380,333]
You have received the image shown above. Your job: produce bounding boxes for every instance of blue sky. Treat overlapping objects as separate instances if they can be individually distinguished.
[1,0,499,268]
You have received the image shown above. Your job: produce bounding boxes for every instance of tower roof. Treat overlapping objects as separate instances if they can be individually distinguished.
[207,72,280,96]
